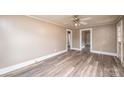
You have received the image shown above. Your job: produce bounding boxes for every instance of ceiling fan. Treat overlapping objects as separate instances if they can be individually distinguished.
[71,15,91,27]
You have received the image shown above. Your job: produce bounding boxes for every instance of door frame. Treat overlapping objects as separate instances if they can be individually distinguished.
[80,28,93,51]
[117,20,123,63]
[66,29,73,50]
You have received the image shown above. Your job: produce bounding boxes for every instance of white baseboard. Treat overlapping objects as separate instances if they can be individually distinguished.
[71,48,81,51]
[35,50,67,62]
[0,50,67,75]
[91,50,117,56]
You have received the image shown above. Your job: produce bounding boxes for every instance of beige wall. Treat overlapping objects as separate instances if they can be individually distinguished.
[82,31,90,46]
[0,16,66,69]
[92,24,117,53]
[82,31,86,46]
[72,29,80,48]
[72,24,117,53]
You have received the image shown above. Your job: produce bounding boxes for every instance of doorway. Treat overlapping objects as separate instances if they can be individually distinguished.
[80,28,92,51]
[117,20,123,64]
[66,29,72,51]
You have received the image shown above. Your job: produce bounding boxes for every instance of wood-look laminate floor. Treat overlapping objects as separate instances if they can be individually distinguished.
[2,50,124,77]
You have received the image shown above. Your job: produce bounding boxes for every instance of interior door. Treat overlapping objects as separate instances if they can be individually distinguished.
[67,31,71,50]
[66,30,72,51]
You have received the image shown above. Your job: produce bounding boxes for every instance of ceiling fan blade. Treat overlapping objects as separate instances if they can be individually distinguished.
[80,21,88,25]
[70,18,76,20]
[80,17,91,21]
[71,15,79,20]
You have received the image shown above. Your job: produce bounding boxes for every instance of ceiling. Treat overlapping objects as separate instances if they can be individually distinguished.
[30,15,120,29]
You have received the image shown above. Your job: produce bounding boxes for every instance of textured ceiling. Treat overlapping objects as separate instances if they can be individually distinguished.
[31,15,120,29]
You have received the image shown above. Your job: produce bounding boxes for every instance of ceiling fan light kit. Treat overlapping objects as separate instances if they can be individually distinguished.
[74,22,80,27]
[74,23,78,26]
[72,15,91,27]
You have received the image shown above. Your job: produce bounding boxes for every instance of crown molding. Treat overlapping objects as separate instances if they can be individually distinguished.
[114,15,123,23]
[73,22,116,30]
[25,15,66,28]
[25,15,120,30]
[70,17,120,30]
